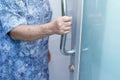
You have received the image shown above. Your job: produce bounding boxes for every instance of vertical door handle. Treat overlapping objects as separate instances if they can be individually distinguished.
[60,0,75,55]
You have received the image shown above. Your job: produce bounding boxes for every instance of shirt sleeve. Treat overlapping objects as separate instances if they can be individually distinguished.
[0,1,27,38]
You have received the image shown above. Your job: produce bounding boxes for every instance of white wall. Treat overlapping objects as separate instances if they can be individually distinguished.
[49,0,61,19]
[49,0,71,80]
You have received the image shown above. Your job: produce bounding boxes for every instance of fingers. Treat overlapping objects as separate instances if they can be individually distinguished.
[59,16,72,34]
[61,22,71,31]
[59,17,72,26]
[60,23,71,34]
[64,31,70,34]
[62,16,72,22]
[64,26,71,31]
[59,28,70,34]
[63,22,72,27]
[63,27,71,34]
[51,16,72,35]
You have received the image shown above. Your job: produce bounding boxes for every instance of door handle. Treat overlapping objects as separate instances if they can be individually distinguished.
[60,0,75,55]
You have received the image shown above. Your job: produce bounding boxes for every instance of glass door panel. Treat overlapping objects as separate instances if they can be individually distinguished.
[79,0,120,80]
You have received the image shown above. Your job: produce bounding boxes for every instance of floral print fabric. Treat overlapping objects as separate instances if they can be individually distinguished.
[0,0,52,80]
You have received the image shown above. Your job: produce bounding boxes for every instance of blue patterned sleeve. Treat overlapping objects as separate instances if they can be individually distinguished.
[0,1,27,37]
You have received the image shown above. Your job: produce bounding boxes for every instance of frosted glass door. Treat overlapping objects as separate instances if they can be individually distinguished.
[79,0,120,80]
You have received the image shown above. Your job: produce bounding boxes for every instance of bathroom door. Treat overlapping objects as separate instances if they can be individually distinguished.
[61,0,120,80]
[74,0,120,80]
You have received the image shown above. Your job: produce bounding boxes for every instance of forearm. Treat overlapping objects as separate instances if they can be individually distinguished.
[9,16,72,41]
[9,23,54,41]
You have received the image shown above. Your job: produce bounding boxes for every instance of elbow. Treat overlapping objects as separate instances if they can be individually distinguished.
[8,31,18,40]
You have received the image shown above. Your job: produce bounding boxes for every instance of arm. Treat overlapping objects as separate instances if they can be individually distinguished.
[9,16,72,41]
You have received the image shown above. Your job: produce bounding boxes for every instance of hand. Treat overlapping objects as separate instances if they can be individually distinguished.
[50,16,72,35]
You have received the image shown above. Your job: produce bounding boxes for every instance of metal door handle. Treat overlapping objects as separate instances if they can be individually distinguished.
[60,0,75,55]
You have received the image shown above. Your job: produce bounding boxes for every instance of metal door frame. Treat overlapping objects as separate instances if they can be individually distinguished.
[71,0,84,80]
